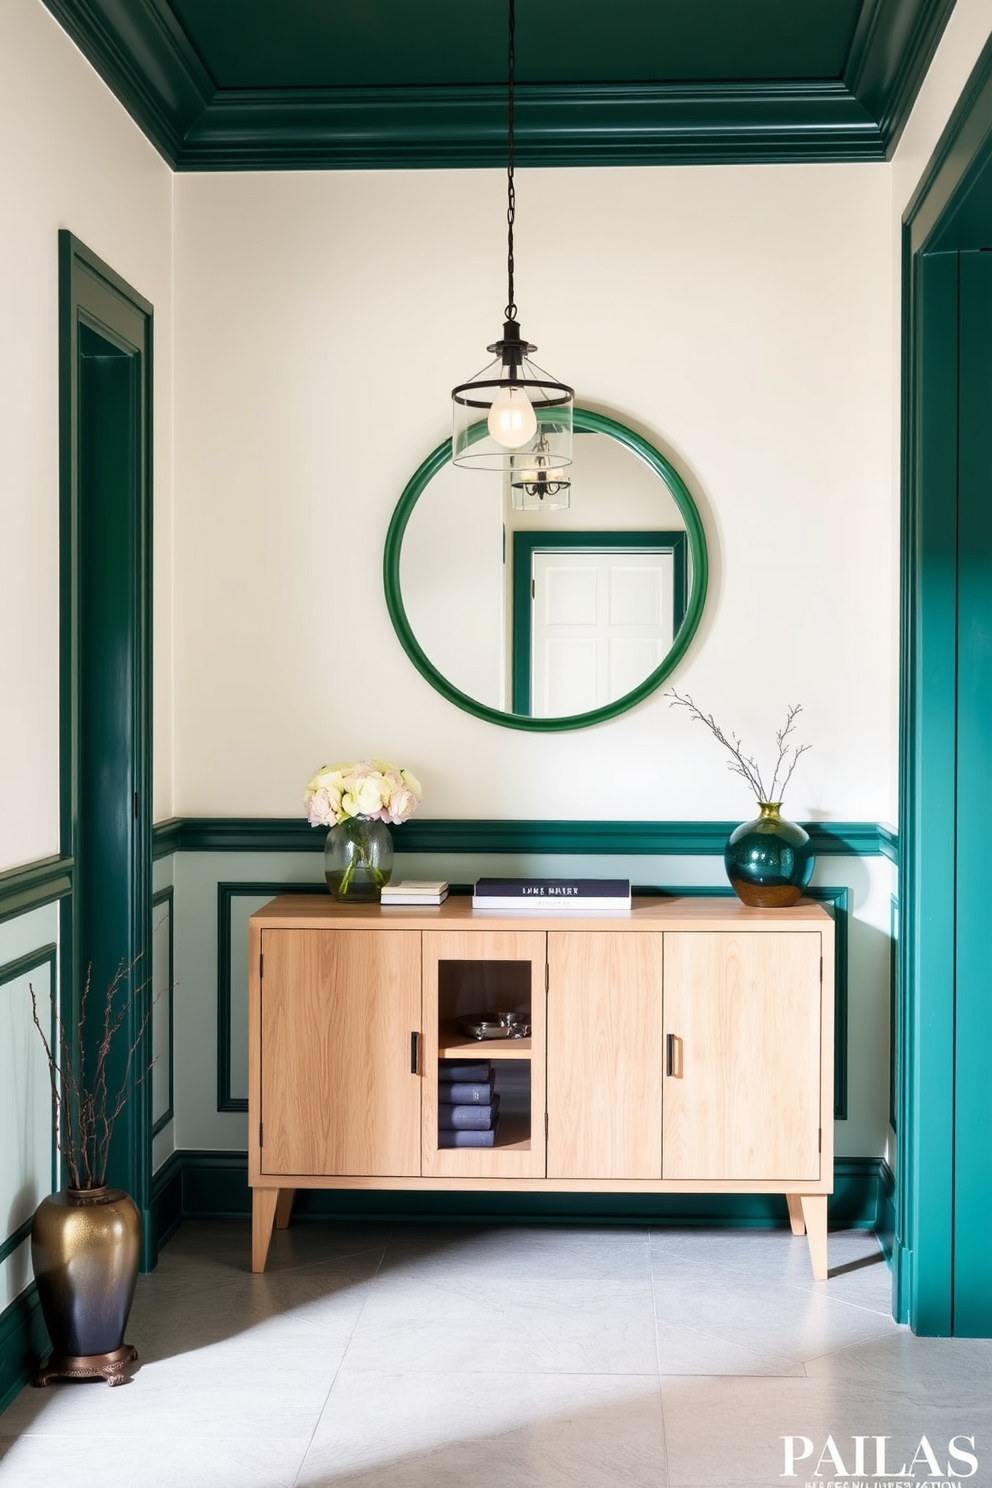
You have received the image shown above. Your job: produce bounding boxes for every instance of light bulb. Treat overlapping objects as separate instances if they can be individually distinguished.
[487,385,537,448]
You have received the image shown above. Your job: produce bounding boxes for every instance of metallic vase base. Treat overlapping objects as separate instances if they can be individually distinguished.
[729,881,804,908]
[32,1343,138,1388]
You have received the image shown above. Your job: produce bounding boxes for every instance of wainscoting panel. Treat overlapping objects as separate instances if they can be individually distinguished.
[167,841,895,1159]
[0,904,59,1314]
[151,886,175,1137]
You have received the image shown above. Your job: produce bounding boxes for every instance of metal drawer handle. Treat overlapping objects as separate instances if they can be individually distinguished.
[666,1033,683,1079]
[410,1031,420,1075]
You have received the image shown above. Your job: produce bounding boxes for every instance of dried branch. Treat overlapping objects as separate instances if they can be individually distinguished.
[667,691,811,805]
[29,952,159,1192]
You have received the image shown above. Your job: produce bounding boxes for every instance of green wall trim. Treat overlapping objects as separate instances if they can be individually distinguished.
[0,1285,48,1419]
[845,0,957,159]
[216,880,325,1113]
[876,1158,896,1268]
[152,818,183,860]
[902,26,992,251]
[149,1150,184,1252]
[38,0,954,170]
[0,1219,33,1271]
[151,886,175,1137]
[878,824,899,862]
[0,856,73,925]
[155,816,894,858]
[162,1150,891,1231]
[0,944,60,1222]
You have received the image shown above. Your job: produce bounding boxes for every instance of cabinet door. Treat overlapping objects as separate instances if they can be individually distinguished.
[260,928,421,1177]
[546,932,664,1179]
[662,931,822,1182]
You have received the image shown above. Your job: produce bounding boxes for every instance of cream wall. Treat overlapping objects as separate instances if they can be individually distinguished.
[0,0,174,874]
[893,0,992,216]
[174,164,893,826]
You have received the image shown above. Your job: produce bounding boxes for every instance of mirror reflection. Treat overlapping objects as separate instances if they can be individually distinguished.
[397,419,697,721]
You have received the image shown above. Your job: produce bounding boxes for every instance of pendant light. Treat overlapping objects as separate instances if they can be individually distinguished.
[451,0,573,489]
[510,431,571,511]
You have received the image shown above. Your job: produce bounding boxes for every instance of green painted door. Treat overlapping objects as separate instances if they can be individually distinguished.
[952,251,992,1337]
[60,235,154,1263]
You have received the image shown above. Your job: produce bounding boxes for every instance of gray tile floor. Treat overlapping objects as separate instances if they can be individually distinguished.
[2,1220,991,1487]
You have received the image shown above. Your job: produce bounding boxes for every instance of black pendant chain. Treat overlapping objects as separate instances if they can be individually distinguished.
[504,0,517,323]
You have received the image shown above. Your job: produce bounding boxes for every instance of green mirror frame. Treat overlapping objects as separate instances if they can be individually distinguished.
[383,408,709,731]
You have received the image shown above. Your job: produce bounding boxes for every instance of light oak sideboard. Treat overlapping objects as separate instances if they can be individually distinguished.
[248,894,834,1277]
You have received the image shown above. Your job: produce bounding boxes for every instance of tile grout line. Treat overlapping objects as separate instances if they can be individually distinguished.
[291,1221,398,1488]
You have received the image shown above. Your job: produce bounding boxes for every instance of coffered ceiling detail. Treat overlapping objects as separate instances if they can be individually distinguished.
[41,0,957,169]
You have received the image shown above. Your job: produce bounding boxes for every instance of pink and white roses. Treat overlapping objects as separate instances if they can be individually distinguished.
[304,759,422,829]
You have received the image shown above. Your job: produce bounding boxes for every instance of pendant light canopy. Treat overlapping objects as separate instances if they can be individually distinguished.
[451,0,573,486]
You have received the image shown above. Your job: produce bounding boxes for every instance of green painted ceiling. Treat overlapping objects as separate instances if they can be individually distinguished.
[165,0,863,89]
[41,0,956,168]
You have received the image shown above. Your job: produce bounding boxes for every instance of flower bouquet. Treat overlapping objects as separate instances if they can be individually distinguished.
[304,759,422,901]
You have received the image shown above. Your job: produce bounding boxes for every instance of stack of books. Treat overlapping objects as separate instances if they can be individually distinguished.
[472,877,631,911]
[437,1059,500,1147]
[379,880,449,906]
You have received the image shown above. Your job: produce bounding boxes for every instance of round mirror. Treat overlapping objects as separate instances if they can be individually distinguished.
[383,409,708,731]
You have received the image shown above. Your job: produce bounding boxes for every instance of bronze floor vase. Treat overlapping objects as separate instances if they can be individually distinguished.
[30,1186,140,1386]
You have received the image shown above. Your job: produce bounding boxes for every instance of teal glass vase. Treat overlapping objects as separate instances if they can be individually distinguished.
[724,802,813,908]
[324,816,393,902]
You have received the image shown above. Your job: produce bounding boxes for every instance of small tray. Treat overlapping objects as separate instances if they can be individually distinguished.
[455,1013,532,1041]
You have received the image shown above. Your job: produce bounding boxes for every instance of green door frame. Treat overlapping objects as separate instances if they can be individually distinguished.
[511,530,688,715]
[59,232,155,1267]
[897,34,992,1335]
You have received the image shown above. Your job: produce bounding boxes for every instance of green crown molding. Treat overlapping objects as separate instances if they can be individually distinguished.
[0,855,73,924]
[177,81,882,170]
[39,0,954,169]
[903,25,992,250]
[154,816,896,859]
[40,0,212,164]
[845,0,956,158]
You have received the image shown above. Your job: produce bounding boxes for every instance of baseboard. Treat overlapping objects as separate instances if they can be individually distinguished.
[876,1158,896,1263]
[0,1285,48,1417]
[149,1151,184,1256]
[161,1151,890,1233]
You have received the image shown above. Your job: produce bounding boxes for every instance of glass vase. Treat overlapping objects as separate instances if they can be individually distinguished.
[324,816,393,902]
[724,801,814,908]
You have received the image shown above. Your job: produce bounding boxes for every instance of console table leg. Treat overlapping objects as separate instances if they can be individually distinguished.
[275,1188,295,1229]
[786,1193,806,1236]
[800,1195,828,1280]
[252,1188,279,1273]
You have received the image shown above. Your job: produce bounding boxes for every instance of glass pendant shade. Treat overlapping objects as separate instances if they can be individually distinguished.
[452,339,573,473]
[510,431,571,509]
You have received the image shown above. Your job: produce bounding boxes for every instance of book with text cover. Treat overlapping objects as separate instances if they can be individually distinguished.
[472,877,631,910]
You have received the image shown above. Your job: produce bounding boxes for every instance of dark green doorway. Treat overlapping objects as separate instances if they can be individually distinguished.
[898,39,992,1336]
[59,234,154,1266]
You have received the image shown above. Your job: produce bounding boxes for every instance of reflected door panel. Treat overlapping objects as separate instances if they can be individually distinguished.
[531,550,675,716]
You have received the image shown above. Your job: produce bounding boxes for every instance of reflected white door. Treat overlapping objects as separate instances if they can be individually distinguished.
[531,550,675,715]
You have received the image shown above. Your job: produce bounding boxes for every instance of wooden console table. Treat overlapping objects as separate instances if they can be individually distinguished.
[248,894,834,1277]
